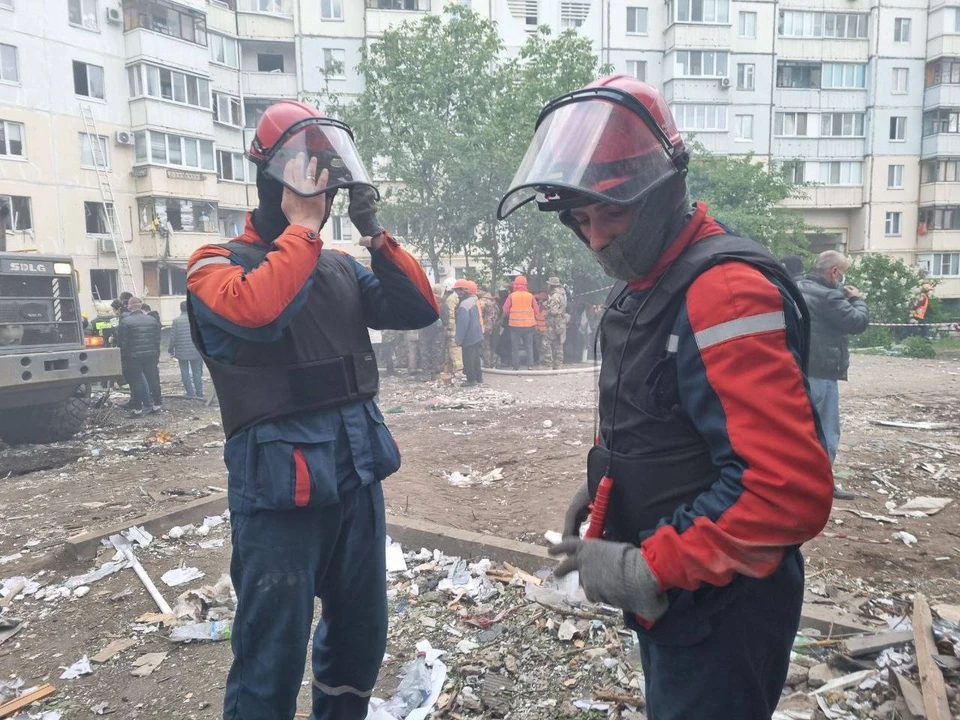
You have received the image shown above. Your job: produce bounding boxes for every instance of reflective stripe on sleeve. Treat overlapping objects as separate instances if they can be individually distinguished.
[187,256,233,278]
[694,311,785,351]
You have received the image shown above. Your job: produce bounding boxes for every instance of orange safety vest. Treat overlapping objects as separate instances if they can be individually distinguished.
[508,291,536,328]
[535,306,547,333]
[913,293,929,320]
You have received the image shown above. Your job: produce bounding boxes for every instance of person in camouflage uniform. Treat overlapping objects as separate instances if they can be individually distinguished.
[544,276,569,370]
[441,280,462,374]
[478,290,500,368]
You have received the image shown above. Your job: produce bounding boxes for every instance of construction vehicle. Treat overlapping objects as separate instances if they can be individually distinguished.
[0,224,122,444]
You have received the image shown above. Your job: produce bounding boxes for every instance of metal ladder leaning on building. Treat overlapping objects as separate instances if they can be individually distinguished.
[80,103,138,296]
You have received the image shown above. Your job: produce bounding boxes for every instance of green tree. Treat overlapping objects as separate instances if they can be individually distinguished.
[844,253,932,323]
[685,144,811,258]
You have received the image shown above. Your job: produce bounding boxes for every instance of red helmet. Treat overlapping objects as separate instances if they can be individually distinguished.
[465,281,478,295]
[249,100,377,199]
[498,75,687,220]
[453,279,472,291]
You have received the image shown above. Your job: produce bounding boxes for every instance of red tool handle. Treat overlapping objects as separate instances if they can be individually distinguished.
[584,475,613,539]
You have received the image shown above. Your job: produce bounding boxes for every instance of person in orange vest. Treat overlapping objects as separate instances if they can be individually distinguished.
[912,283,933,337]
[502,275,540,370]
[535,290,549,366]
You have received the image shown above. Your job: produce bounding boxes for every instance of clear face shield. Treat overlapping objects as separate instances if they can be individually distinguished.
[498,88,682,220]
[256,117,378,199]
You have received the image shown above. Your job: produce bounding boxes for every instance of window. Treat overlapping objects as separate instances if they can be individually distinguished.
[331,215,346,243]
[217,150,246,182]
[0,195,32,230]
[79,133,109,169]
[923,109,960,136]
[820,113,865,137]
[670,0,729,23]
[219,209,245,238]
[69,0,98,30]
[248,0,292,11]
[244,99,273,128]
[888,164,904,189]
[735,114,753,140]
[128,64,210,108]
[213,93,242,126]
[132,130,215,171]
[885,211,902,236]
[560,2,590,29]
[821,63,866,89]
[366,0,431,9]
[675,51,728,78]
[738,11,756,37]
[778,11,867,38]
[257,54,284,73]
[922,160,960,183]
[0,120,24,157]
[73,61,105,99]
[0,44,19,83]
[672,104,727,131]
[736,63,754,90]
[926,59,960,87]
[626,60,646,81]
[209,33,239,68]
[138,197,218,233]
[894,17,910,43]
[84,201,113,234]
[322,48,346,77]
[158,266,188,296]
[781,160,806,185]
[626,6,647,34]
[919,207,960,231]
[890,116,906,140]
[930,253,960,276]
[774,113,810,136]
[123,0,207,46]
[892,67,909,94]
[819,161,862,186]
[776,62,820,89]
[89,270,118,302]
[321,0,343,19]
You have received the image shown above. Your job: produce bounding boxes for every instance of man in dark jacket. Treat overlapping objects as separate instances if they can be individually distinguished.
[168,300,203,398]
[796,250,869,499]
[116,296,162,416]
[454,280,484,385]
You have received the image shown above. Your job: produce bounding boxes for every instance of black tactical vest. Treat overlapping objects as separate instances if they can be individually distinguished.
[188,240,379,439]
[588,234,809,544]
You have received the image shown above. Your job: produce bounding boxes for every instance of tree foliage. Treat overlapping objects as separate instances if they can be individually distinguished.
[844,253,932,323]
[685,144,810,258]
[343,6,609,293]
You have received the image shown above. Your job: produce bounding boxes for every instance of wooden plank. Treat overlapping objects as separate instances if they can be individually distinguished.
[799,604,878,637]
[91,637,138,664]
[894,672,926,719]
[912,593,952,720]
[0,684,56,718]
[842,629,914,657]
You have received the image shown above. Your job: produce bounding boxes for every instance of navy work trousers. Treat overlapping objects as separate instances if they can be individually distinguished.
[223,482,387,720]
[638,550,804,720]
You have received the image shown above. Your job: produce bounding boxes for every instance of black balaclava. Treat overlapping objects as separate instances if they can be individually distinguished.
[251,165,335,244]
[560,173,693,282]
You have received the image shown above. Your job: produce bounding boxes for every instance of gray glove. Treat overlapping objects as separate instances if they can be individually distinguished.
[562,482,591,539]
[549,538,668,622]
[348,184,384,239]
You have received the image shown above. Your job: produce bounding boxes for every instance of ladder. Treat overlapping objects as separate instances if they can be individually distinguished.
[79,103,138,296]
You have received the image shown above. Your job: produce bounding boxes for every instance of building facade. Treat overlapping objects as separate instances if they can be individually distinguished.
[1,0,958,320]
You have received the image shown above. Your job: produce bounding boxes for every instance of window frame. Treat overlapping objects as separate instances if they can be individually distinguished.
[68,0,99,31]
[887,164,904,189]
[734,114,753,141]
[821,62,866,90]
[73,60,106,100]
[670,0,729,24]
[132,130,216,172]
[322,48,347,79]
[209,33,239,68]
[626,60,646,81]
[0,43,20,84]
[894,17,911,43]
[79,133,110,169]
[0,195,32,231]
[213,92,242,127]
[672,104,728,132]
[84,200,114,235]
[216,149,247,182]
[123,0,208,47]
[820,112,865,138]
[736,63,755,91]
[892,67,909,95]
[0,119,25,158]
[776,61,821,89]
[774,112,810,137]
[138,197,219,234]
[675,50,729,78]
[626,6,648,34]
[890,116,907,141]
[884,211,902,236]
[738,11,756,38]
[321,0,343,20]
[127,63,210,110]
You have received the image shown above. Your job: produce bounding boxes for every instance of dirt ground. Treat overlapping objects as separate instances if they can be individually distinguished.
[0,352,958,718]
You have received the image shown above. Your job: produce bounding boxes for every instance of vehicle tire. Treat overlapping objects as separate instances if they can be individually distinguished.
[0,386,90,445]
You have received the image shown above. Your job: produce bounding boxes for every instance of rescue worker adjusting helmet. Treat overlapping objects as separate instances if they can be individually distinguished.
[497,75,687,220]
[248,99,377,200]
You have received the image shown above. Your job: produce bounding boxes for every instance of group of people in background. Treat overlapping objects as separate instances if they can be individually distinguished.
[87,293,205,415]
[378,273,600,382]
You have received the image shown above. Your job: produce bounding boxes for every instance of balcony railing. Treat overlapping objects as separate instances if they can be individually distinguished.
[238,0,293,14]
[365,0,431,10]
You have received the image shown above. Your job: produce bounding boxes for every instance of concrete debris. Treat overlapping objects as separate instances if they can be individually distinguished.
[444,467,503,488]
[889,496,952,517]
[171,573,235,624]
[130,652,168,678]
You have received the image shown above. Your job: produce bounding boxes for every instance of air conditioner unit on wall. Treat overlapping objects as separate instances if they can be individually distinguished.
[719,77,731,89]
[99,236,116,253]
[106,6,122,24]
[115,130,134,146]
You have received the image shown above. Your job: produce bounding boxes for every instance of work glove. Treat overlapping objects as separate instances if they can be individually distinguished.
[549,539,668,623]
[562,481,592,539]
[348,185,385,239]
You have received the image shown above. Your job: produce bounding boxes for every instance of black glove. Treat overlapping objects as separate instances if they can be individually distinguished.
[348,185,384,239]
[562,482,591,539]
[549,539,668,622]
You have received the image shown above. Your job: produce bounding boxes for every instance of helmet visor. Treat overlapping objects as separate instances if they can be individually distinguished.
[259,118,376,198]
[498,97,677,220]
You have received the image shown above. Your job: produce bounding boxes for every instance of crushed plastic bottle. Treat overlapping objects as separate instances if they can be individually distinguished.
[169,620,232,642]
[379,653,431,718]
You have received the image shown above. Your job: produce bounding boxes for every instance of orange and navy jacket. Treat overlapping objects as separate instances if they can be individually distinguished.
[186,215,439,514]
[629,204,834,596]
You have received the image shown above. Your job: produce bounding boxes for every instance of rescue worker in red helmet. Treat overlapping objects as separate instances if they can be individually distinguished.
[186,100,439,720]
[501,76,834,719]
